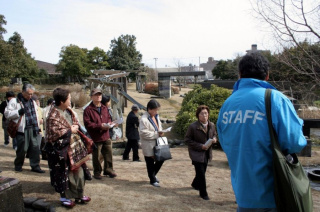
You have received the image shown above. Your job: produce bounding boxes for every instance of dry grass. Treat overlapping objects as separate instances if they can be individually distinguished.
[0,83,319,211]
[298,109,320,119]
[0,144,319,212]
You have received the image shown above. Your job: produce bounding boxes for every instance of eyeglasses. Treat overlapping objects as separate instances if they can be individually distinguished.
[199,112,208,116]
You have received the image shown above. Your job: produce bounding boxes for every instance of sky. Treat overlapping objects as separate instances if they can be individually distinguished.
[0,0,271,68]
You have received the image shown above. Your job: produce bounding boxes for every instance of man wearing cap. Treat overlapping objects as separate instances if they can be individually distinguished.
[123,104,140,161]
[0,91,17,149]
[83,88,117,179]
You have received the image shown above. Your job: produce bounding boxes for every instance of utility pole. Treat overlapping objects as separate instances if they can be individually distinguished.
[153,58,158,71]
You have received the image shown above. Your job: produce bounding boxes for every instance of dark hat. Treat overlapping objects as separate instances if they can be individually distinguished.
[91,88,102,96]
[5,91,15,98]
[131,104,139,110]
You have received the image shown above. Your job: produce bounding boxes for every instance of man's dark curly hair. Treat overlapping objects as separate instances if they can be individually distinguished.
[238,52,270,80]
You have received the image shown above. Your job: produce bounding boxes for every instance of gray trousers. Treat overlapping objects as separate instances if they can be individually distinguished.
[14,128,40,169]
[65,167,85,199]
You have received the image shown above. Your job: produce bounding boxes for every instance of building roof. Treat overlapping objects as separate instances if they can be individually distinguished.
[36,60,59,75]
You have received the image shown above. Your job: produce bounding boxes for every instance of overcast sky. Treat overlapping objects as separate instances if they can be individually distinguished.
[0,0,271,68]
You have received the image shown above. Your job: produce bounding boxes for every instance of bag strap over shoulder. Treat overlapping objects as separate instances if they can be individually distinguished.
[264,89,281,151]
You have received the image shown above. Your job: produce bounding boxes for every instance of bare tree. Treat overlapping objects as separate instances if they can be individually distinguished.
[173,58,186,91]
[251,0,320,85]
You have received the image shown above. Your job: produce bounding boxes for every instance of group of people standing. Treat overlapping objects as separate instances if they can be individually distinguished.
[0,52,309,211]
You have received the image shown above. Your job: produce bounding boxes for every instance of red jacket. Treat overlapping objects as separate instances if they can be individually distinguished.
[83,102,112,142]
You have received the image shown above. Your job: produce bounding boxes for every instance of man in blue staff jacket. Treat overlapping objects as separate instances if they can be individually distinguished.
[217,52,306,212]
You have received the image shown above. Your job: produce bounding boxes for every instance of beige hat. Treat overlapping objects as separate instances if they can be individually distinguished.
[91,88,102,96]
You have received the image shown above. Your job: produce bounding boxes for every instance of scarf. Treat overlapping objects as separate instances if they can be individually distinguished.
[46,105,78,143]
[148,113,159,131]
[18,93,39,133]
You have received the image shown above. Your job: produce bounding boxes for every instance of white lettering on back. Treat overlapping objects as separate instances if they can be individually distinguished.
[221,110,265,125]
[253,111,265,124]
[243,110,254,123]
[234,111,242,123]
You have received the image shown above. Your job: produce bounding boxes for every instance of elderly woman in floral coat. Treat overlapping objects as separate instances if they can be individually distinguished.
[45,88,91,208]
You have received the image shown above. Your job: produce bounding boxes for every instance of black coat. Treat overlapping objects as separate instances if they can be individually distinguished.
[126,111,140,140]
[0,100,8,122]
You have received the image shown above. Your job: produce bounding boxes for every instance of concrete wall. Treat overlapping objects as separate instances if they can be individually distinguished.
[158,76,171,98]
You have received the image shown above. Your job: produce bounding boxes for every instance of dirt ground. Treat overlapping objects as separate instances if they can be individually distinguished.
[0,83,320,212]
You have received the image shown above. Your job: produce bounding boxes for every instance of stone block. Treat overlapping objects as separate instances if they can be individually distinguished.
[0,177,24,212]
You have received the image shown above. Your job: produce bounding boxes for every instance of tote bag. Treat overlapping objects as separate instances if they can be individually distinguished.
[265,89,313,212]
[154,137,172,162]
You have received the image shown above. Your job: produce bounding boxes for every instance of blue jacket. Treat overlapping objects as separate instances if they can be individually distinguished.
[217,78,306,208]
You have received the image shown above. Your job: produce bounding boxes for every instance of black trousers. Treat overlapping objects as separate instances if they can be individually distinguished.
[123,139,139,161]
[144,156,164,183]
[192,161,208,197]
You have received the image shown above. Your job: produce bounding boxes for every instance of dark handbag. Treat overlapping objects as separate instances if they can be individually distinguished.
[77,130,96,154]
[265,89,313,212]
[7,116,22,138]
[153,137,172,162]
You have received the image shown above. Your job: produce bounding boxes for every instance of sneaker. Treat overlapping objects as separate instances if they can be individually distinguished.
[133,159,141,162]
[155,176,160,183]
[151,182,160,187]
[4,143,9,147]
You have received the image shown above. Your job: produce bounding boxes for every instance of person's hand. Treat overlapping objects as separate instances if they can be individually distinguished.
[158,132,164,137]
[18,108,25,116]
[101,123,109,130]
[212,137,217,143]
[71,125,79,134]
[202,145,209,150]
[39,119,43,125]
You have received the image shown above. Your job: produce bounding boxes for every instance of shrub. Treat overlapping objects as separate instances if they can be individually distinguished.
[173,84,232,136]
[145,83,158,95]
[70,90,91,108]
[171,86,179,95]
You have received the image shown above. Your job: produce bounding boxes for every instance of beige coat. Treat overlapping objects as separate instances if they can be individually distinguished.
[139,111,163,156]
